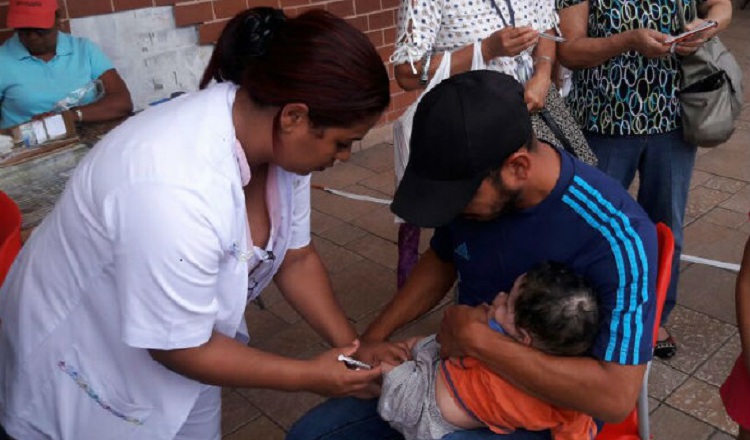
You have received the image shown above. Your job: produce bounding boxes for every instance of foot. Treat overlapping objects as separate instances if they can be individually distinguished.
[654,327,677,359]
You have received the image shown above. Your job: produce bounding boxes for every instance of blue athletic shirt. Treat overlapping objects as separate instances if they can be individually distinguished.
[431,150,658,365]
[0,32,114,128]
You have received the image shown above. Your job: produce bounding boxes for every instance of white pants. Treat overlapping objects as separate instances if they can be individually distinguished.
[174,385,221,440]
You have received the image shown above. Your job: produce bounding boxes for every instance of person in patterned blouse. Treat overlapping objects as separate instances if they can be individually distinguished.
[557,0,733,359]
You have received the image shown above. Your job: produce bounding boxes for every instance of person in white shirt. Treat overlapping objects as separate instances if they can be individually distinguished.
[0,7,392,440]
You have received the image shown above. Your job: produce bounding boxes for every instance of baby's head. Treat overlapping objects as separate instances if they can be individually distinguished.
[490,262,598,356]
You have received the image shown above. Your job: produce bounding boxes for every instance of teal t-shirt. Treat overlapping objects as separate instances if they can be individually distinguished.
[556,0,705,136]
[0,32,114,128]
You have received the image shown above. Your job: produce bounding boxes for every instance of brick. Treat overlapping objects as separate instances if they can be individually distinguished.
[376,44,392,62]
[383,25,396,44]
[198,19,228,44]
[66,0,114,18]
[381,0,398,8]
[247,0,279,7]
[389,78,402,94]
[0,28,12,45]
[0,4,7,27]
[59,19,70,32]
[213,0,247,18]
[113,0,153,11]
[154,0,176,5]
[280,0,310,7]
[392,89,417,110]
[354,0,379,14]
[365,29,383,47]
[367,9,393,30]
[387,107,406,122]
[345,14,367,32]
[174,1,214,27]
[326,0,354,17]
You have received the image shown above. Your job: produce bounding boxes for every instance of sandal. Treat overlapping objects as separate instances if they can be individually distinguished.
[654,334,677,359]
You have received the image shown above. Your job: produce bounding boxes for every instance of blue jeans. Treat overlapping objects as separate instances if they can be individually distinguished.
[286,397,554,440]
[584,130,697,325]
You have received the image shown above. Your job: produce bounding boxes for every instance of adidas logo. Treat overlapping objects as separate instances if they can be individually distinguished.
[454,243,470,260]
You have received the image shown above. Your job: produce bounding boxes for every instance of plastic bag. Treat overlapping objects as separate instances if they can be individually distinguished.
[53,80,105,112]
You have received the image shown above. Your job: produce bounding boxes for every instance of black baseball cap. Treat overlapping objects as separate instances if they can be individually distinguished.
[391,70,533,228]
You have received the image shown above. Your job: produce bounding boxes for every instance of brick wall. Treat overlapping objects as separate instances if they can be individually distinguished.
[0,0,418,126]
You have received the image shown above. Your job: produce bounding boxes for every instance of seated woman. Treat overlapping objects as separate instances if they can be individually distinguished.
[0,0,133,129]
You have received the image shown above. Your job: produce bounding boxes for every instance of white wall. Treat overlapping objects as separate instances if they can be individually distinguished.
[70,7,213,111]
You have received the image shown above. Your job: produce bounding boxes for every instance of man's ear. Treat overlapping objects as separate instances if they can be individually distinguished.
[501,151,531,188]
[278,103,309,133]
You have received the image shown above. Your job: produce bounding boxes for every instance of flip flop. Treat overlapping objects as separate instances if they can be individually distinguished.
[654,334,677,359]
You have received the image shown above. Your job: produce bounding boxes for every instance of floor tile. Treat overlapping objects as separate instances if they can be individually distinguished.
[721,184,750,214]
[649,397,660,414]
[316,221,368,246]
[311,161,376,189]
[345,233,398,270]
[221,390,261,436]
[347,143,395,173]
[683,220,748,265]
[692,170,714,189]
[310,185,384,222]
[310,209,346,236]
[678,264,738,325]
[703,176,747,195]
[238,389,325,431]
[312,236,365,274]
[666,378,739,435]
[329,259,397,321]
[703,207,749,230]
[661,306,736,374]
[223,414,286,440]
[251,318,324,358]
[649,360,689,401]
[695,333,741,387]
[686,186,733,219]
[359,169,396,196]
[649,405,715,440]
[350,204,399,243]
[245,303,293,342]
[709,430,737,440]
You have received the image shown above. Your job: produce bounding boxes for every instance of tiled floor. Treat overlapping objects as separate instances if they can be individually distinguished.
[220,9,750,439]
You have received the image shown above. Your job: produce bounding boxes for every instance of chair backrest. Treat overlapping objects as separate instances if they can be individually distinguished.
[0,191,22,287]
[652,223,674,345]
[596,222,675,440]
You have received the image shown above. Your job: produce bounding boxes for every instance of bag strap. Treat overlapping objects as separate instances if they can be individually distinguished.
[539,109,579,159]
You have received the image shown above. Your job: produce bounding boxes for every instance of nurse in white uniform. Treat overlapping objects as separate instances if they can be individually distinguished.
[0,7,396,440]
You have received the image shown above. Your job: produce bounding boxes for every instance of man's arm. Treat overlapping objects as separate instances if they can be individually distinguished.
[557,2,670,69]
[438,305,645,422]
[70,69,133,123]
[362,249,457,343]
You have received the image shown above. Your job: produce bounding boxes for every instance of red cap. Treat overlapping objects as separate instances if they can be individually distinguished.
[7,0,58,29]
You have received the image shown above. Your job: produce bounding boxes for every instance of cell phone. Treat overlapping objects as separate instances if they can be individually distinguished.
[664,20,717,45]
[337,354,372,370]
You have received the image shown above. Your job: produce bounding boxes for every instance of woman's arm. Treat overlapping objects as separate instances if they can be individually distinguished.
[675,0,732,56]
[69,69,133,123]
[395,27,539,91]
[149,331,382,395]
[557,2,670,69]
[273,243,358,348]
[523,29,555,111]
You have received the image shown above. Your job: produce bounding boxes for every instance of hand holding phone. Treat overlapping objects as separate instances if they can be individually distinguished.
[664,20,717,45]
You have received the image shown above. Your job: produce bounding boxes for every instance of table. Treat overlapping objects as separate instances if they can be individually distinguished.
[0,142,91,233]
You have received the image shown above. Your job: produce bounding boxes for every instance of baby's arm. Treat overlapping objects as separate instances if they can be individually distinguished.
[737,237,750,375]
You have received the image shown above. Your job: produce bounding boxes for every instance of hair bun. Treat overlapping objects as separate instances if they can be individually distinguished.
[240,8,286,57]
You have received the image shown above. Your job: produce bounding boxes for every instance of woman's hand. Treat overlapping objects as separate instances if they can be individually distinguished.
[627,28,671,58]
[307,340,383,398]
[482,26,539,60]
[675,19,719,56]
[524,72,551,113]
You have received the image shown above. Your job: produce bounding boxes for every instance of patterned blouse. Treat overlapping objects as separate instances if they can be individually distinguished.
[390,0,558,81]
[556,0,703,136]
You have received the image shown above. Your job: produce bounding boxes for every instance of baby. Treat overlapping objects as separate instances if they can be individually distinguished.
[378,261,599,440]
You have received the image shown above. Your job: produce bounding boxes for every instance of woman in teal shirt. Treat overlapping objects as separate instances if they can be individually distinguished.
[0,0,132,129]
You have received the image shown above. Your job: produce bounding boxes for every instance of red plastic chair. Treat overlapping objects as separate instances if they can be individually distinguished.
[597,222,675,440]
[0,191,22,288]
